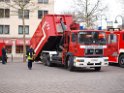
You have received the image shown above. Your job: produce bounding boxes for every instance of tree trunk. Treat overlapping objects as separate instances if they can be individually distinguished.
[85,0,90,28]
[22,8,26,63]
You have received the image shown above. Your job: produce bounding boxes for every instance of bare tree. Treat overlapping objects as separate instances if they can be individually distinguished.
[0,0,39,62]
[73,0,107,28]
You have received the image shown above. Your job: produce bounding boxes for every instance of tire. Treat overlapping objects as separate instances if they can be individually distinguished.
[43,54,52,67]
[42,54,47,66]
[64,57,68,69]
[67,56,74,71]
[46,55,52,67]
[118,55,124,68]
[94,67,101,71]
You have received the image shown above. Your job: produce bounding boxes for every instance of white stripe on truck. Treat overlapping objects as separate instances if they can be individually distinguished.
[35,22,47,53]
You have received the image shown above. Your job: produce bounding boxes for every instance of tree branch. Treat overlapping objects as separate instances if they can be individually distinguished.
[88,0,100,17]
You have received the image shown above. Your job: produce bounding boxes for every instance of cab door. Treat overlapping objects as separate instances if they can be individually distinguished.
[107,33,119,62]
[62,32,70,64]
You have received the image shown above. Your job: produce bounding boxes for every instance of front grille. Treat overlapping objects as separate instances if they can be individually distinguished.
[95,63,101,65]
[95,49,103,55]
[87,63,94,65]
[85,49,94,55]
[85,49,103,56]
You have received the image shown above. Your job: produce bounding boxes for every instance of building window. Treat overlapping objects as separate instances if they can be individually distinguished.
[0,0,4,2]
[20,0,29,4]
[5,0,10,2]
[38,0,48,4]
[5,9,10,17]
[16,46,23,53]
[0,9,4,18]
[38,10,48,19]
[0,25,9,34]
[0,25,3,34]
[16,45,29,53]
[18,25,29,35]
[0,0,10,2]
[6,45,12,53]
[18,9,29,19]
[4,25,9,34]
[0,9,10,18]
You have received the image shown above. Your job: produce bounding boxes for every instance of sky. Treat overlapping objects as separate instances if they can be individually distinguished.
[54,0,122,21]
[54,0,74,13]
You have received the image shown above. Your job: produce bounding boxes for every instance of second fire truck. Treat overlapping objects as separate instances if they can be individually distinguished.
[106,28,124,67]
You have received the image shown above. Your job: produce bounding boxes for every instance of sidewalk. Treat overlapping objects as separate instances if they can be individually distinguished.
[7,57,23,63]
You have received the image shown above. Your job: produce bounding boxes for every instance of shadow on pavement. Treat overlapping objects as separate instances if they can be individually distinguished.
[109,63,120,67]
[35,62,104,73]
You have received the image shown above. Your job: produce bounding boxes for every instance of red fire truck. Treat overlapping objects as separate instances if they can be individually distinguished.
[0,40,5,60]
[105,28,124,67]
[30,14,108,71]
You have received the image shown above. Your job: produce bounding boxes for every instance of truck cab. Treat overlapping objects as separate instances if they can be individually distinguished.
[41,29,108,71]
[105,28,124,67]
[0,42,5,60]
[60,30,108,71]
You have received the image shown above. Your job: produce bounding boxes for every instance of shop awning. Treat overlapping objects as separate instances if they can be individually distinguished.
[0,39,4,43]
[16,39,30,46]
[0,39,13,45]
[4,39,13,45]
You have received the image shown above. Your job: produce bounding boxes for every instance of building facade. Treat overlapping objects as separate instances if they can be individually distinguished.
[0,0,54,57]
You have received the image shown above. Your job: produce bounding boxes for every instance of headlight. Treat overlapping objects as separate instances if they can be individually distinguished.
[74,59,84,62]
[104,59,108,61]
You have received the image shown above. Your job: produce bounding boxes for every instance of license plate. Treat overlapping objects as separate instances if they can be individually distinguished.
[91,59,98,61]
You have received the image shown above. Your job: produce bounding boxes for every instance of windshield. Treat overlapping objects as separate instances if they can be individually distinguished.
[78,31,106,45]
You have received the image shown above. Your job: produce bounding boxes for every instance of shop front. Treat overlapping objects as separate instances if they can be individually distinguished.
[15,39,30,57]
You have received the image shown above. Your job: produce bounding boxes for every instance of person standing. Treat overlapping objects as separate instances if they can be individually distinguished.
[2,45,7,64]
[26,45,35,70]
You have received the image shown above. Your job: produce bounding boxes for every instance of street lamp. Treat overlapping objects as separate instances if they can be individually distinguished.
[114,15,124,29]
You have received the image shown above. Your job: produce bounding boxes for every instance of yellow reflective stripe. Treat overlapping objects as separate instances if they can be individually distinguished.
[27,53,33,60]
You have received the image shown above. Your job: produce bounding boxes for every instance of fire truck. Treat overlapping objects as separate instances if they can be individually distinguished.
[0,40,5,60]
[106,28,124,67]
[30,14,108,71]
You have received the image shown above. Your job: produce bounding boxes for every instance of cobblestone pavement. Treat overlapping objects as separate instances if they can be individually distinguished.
[0,59,124,93]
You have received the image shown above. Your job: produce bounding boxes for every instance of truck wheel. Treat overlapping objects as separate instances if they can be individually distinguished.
[43,54,52,67]
[46,55,52,67]
[42,54,47,66]
[94,67,101,71]
[67,56,74,71]
[119,55,124,68]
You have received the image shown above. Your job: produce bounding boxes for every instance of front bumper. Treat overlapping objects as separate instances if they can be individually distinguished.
[73,57,108,68]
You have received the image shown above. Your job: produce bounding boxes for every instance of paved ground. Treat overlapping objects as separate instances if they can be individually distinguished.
[0,59,124,93]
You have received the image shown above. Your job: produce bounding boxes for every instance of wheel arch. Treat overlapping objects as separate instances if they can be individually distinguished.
[65,52,74,63]
[118,52,124,68]
[118,53,124,61]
